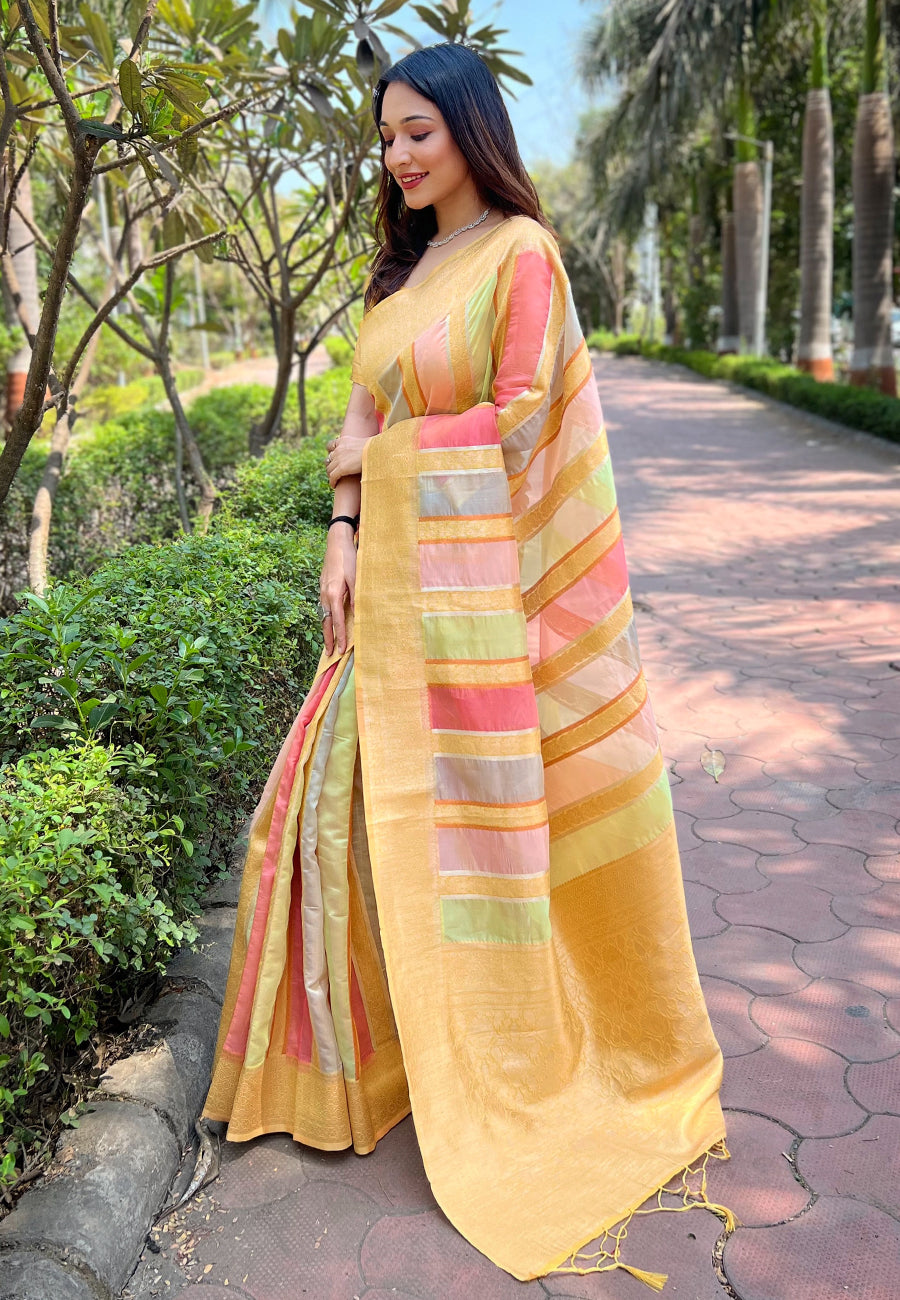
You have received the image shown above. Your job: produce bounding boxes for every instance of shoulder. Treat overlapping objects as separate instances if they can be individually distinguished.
[495,214,561,260]
[492,215,568,293]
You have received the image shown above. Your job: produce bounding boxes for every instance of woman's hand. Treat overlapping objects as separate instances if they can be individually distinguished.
[325,435,368,488]
[318,526,357,656]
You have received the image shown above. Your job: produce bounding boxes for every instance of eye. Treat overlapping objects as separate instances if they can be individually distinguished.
[382,138,394,148]
[411,132,430,142]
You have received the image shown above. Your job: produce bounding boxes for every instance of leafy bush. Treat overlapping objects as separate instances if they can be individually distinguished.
[214,436,332,533]
[586,334,900,444]
[323,335,355,368]
[0,521,327,1186]
[1,526,325,863]
[301,364,351,443]
[0,741,196,1180]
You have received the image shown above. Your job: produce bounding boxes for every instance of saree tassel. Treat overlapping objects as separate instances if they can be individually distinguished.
[549,1141,737,1292]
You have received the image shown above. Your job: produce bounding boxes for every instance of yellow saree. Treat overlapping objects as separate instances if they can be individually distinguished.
[204,215,728,1286]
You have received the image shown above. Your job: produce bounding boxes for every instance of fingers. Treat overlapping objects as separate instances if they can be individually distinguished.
[323,613,334,656]
[331,592,347,655]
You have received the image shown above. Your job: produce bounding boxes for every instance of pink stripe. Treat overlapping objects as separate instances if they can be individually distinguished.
[224,661,340,1056]
[429,682,539,732]
[413,317,455,412]
[419,538,519,589]
[493,251,554,410]
[438,823,549,877]
[419,405,498,448]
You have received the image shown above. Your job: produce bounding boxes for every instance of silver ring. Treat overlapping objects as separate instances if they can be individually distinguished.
[316,601,332,622]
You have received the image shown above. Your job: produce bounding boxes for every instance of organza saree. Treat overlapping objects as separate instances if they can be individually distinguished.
[204,216,729,1285]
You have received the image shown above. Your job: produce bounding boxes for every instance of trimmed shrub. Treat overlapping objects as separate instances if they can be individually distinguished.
[587,333,900,444]
[323,335,355,369]
[0,521,327,1186]
[214,436,332,533]
[0,740,196,1180]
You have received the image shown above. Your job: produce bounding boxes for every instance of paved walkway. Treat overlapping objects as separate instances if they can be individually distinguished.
[123,355,900,1300]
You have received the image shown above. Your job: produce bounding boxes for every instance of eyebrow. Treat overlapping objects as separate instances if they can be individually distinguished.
[379,113,435,128]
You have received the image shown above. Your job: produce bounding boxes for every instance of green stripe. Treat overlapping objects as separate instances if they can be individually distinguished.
[423,611,526,661]
[575,455,617,518]
[441,895,551,945]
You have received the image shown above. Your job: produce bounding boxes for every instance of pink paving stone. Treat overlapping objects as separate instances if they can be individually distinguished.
[865,852,900,882]
[700,977,768,1058]
[721,1038,867,1136]
[832,883,900,932]
[751,978,900,1062]
[855,755,900,783]
[847,1054,900,1114]
[794,927,900,1000]
[679,841,770,894]
[539,1196,725,1299]
[792,807,899,854]
[693,810,804,855]
[214,1134,307,1210]
[723,1194,900,1300]
[797,1115,900,1218]
[672,809,704,851]
[715,880,846,942]
[298,1114,435,1211]
[193,1181,373,1300]
[670,775,745,819]
[360,1210,542,1298]
[827,782,900,818]
[729,780,834,819]
[684,882,728,938]
[762,752,866,788]
[758,842,880,895]
[844,709,900,740]
[705,1112,811,1227]
[693,925,808,996]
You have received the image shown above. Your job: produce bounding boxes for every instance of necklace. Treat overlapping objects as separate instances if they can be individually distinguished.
[426,206,491,248]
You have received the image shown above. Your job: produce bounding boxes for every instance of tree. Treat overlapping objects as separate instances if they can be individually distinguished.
[797,0,835,380]
[850,0,895,393]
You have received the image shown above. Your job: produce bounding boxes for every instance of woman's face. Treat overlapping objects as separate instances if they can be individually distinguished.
[379,81,473,210]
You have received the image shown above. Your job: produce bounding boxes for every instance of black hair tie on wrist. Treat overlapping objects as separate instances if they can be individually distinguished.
[328,514,359,531]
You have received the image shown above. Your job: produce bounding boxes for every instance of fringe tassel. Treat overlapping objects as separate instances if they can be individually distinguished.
[548,1139,737,1292]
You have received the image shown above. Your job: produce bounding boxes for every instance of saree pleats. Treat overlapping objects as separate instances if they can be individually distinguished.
[205,215,727,1283]
[204,652,410,1153]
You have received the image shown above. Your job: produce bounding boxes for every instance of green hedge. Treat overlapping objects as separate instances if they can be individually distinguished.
[586,332,900,445]
[0,368,353,610]
[0,522,326,1180]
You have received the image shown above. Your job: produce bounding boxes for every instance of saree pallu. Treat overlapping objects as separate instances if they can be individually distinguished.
[204,216,728,1285]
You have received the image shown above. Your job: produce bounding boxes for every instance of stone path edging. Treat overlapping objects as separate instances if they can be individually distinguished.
[0,834,246,1300]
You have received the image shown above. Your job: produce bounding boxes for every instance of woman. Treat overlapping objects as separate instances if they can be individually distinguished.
[204,42,730,1289]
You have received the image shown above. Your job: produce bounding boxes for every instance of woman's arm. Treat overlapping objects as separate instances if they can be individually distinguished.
[319,382,379,656]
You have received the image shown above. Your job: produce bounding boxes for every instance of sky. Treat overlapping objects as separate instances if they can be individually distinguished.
[261,0,595,169]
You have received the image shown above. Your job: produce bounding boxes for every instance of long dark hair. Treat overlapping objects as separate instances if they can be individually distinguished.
[365,43,554,310]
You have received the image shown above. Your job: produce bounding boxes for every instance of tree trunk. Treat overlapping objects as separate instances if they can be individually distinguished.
[297,349,309,439]
[0,139,99,507]
[850,92,896,393]
[611,238,625,334]
[2,170,42,423]
[27,326,102,594]
[157,348,217,531]
[733,161,762,353]
[719,211,740,354]
[798,88,835,381]
[249,303,297,456]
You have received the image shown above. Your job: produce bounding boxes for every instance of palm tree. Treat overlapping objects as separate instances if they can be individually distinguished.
[850,0,895,394]
[733,69,763,352]
[797,0,834,380]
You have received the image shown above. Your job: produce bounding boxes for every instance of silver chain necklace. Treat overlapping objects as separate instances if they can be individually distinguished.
[426,206,491,248]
